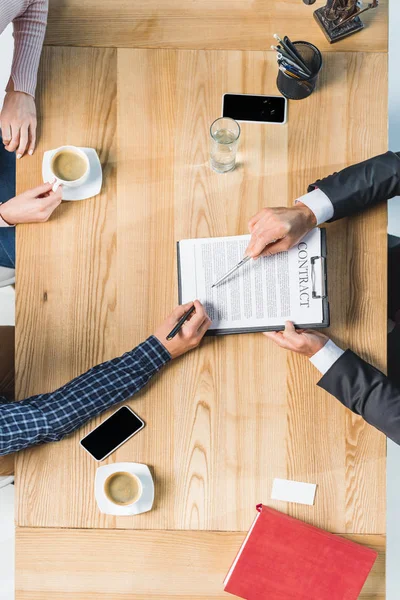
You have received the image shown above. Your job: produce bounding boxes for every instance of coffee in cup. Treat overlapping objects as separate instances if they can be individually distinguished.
[104,471,142,506]
[50,145,90,188]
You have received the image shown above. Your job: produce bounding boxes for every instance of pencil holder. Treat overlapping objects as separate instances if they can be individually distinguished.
[276,41,322,100]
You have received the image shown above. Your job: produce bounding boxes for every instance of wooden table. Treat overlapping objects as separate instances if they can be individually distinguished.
[16,529,385,599]
[44,0,388,52]
[14,7,388,596]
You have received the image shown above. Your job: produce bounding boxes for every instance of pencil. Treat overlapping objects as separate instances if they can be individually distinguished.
[277,55,310,78]
[273,34,304,66]
[271,45,299,65]
[283,36,312,76]
[166,305,196,340]
[280,60,310,79]
[279,66,313,91]
[279,65,301,79]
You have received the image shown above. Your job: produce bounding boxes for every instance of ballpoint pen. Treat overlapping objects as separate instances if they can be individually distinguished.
[280,61,313,82]
[283,35,313,76]
[277,54,310,78]
[279,65,300,79]
[166,304,196,340]
[271,45,299,65]
[273,34,312,76]
[279,65,313,90]
[273,33,302,65]
[279,65,313,91]
[276,53,302,70]
[211,255,252,288]
[279,65,301,79]
[271,44,312,78]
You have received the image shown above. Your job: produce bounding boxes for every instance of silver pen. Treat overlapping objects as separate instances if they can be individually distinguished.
[211,256,252,288]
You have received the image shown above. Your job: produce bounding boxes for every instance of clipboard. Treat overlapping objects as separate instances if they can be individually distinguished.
[177,228,330,336]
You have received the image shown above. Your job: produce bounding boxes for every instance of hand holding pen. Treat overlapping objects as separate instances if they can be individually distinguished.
[155,300,211,358]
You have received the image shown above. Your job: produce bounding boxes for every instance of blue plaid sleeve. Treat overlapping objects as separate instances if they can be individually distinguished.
[0,336,171,456]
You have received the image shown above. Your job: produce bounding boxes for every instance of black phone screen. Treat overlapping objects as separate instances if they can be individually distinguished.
[80,406,145,461]
[223,94,286,124]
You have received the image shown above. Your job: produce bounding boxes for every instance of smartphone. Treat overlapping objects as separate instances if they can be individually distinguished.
[80,406,145,461]
[222,93,287,124]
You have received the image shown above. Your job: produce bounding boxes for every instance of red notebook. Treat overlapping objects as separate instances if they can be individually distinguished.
[224,505,377,600]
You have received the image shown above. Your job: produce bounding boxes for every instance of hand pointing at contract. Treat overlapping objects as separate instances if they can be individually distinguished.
[245,203,317,259]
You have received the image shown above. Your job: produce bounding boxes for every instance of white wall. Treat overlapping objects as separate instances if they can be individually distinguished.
[0,23,16,600]
[388,0,400,238]
[0,483,15,600]
[0,24,15,327]
[387,1,400,597]
[0,24,13,104]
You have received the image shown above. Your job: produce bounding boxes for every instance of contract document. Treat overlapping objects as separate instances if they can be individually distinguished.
[177,228,329,335]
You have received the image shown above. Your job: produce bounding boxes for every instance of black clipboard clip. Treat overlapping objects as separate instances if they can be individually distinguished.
[311,256,327,299]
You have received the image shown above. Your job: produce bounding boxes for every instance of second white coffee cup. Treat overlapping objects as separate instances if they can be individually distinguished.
[49,145,90,190]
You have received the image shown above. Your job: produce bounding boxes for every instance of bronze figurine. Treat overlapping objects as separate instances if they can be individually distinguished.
[313,0,379,43]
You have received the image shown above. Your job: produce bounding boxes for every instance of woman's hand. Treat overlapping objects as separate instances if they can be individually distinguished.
[263,321,329,358]
[0,90,37,158]
[0,182,63,225]
[154,300,212,359]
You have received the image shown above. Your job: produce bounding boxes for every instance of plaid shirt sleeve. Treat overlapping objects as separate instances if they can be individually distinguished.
[0,336,171,456]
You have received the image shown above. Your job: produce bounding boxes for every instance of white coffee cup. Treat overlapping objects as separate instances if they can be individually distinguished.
[103,471,143,507]
[49,145,90,190]
[95,463,154,516]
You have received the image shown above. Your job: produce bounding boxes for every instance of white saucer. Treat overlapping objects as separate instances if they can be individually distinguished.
[95,462,155,516]
[42,147,102,201]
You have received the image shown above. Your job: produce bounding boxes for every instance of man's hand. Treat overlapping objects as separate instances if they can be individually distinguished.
[154,300,212,359]
[263,321,329,358]
[245,203,317,259]
[0,90,37,158]
[0,182,63,225]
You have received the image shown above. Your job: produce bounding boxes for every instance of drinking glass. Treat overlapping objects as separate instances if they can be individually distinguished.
[209,117,241,173]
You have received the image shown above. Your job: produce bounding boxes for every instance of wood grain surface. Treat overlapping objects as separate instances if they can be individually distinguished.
[15,46,119,527]
[15,527,385,599]
[0,452,14,476]
[284,52,388,532]
[44,0,388,53]
[15,48,387,534]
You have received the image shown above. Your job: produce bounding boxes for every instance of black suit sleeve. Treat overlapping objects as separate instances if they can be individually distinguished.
[318,349,400,444]
[308,151,400,221]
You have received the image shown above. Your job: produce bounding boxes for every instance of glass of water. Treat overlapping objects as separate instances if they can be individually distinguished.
[209,117,241,173]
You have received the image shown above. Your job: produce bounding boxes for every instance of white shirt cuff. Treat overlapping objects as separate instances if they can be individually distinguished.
[296,188,334,226]
[0,204,12,227]
[309,339,345,375]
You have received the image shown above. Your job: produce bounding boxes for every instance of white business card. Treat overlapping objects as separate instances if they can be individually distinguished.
[271,478,317,506]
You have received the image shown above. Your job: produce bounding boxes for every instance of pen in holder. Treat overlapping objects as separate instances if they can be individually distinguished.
[311,256,327,299]
[276,40,322,100]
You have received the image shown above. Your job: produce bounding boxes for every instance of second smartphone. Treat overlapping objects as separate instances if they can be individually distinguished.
[222,93,287,124]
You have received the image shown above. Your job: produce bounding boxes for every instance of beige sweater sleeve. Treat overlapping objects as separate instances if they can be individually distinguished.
[10,0,48,97]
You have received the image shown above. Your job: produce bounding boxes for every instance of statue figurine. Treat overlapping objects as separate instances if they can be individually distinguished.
[313,0,379,43]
